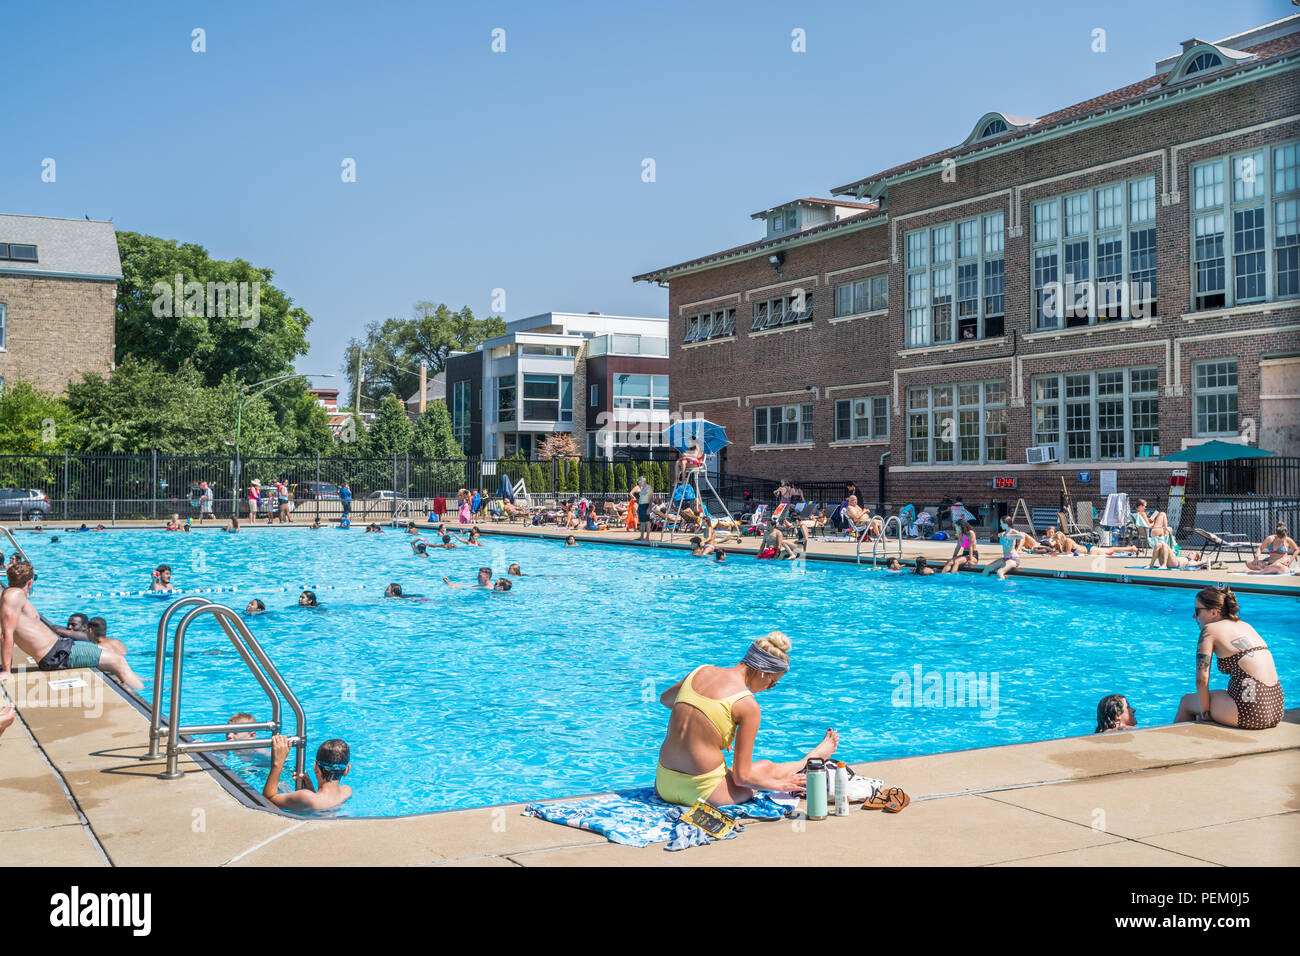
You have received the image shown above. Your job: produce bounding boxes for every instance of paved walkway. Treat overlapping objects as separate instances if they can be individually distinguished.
[3,667,1296,866]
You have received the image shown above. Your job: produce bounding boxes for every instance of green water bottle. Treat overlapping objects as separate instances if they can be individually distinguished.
[806,758,828,820]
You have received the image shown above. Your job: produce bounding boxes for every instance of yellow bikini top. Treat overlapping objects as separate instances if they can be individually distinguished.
[674,666,753,749]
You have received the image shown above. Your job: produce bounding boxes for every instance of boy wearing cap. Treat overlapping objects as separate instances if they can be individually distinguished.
[263,734,353,811]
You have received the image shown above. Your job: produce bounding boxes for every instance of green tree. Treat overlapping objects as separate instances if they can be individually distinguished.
[527,462,547,494]
[115,231,312,390]
[412,401,465,489]
[342,303,506,410]
[364,395,414,457]
[614,463,628,493]
[0,381,76,452]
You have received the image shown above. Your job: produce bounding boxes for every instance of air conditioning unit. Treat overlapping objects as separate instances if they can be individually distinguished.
[853,400,869,418]
[1026,445,1059,465]
[783,406,800,422]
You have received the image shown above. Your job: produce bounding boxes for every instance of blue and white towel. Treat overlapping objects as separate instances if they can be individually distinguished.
[522,787,794,850]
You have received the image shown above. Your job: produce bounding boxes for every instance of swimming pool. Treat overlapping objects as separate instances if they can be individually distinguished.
[17,527,1298,818]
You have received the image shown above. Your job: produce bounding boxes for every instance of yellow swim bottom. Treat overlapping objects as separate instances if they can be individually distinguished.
[655,761,727,806]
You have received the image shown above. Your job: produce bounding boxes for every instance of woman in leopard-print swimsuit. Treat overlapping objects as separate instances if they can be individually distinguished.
[1174,586,1285,729]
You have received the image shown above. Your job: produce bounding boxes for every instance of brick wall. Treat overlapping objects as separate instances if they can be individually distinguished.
[0,274,116,394]
[660,68,1300,510]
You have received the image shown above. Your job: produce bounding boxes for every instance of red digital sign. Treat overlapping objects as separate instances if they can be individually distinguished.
[993,476,1018,489]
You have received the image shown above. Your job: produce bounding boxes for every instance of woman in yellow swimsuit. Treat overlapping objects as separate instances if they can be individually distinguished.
[655,631,839,806]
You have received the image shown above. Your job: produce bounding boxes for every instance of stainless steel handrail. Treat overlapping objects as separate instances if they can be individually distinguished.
[148,598,307,784]
[871,515,904,566]
[144,595,212,758]
[0,526,30,565]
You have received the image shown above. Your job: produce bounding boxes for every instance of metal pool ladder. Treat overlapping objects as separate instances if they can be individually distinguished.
[143,596,308,782]
[858,515,904,566]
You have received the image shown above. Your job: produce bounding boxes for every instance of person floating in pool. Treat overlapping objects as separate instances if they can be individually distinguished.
[1094,694,1137,734]
[150,565,174,592]
[508,563,523,576]
[563,535,579,547]
[226,517,240,533]
[298,590,318,608]
[912,556,935,575]
[263,734,353,812]
[655,631,837,807]
[442,568,493,589]
[713,548,726,564]
[1,561,144,689]
[1173,586,1285,729]
[384,582,426,599]
[245,599,266,615]
[411,540,430,558]
[365,522,383,534]
[884,557,903,572]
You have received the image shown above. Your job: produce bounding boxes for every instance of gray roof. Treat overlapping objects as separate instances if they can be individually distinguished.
[0,214,122,280]
[405,371,448,406]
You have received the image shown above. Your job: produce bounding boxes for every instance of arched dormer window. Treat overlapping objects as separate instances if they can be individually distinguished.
[980,118,1008,138]
[963,112,1036,146]
[1162,42,1250,86]
[1184,51,1222,75]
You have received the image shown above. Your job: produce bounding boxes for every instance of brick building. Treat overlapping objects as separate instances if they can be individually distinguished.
[635,16,1300,510]
[0,214,121,395]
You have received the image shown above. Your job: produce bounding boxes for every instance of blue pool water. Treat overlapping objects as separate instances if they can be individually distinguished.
[14,527,1297,818]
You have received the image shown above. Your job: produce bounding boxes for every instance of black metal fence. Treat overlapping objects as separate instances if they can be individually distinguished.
[0,453,689,522]
[1199,457,1300,498]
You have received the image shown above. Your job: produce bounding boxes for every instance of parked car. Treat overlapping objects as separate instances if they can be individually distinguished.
[293,481,341,501]
[0,488,52,520]
[369,490,397,500]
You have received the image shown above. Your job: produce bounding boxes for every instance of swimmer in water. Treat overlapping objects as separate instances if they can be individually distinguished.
[245,599,266,614]
[149,565,174,592]
[411,540,429,557]
[365,523,383,534]
[452,527,484,546]
[564,535,578,547]
[508,563,523,576]
[885,557,902,571]
[443,567,493,589]
[226,517,240,533]
[714,548,727,563]
[298,590,318,608]
[492,579,512,592]
[384,582,426,599]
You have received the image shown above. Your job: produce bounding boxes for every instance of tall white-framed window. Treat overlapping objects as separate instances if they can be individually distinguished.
[833,275,887,317]
[1032,367,1160,461]
[590,383,599,407]
[903,211,1004,347]
[1193,359,1239,436]
[1191,141,1300,310]
[1032,174,1159,329]
[754,403,813,446]
[905,381,1006,464]
[834,396,889,441]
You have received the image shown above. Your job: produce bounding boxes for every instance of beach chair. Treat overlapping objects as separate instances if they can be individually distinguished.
[1125,513,1153,553]
[1192,528,1259,566]
[1073,502,1102,544]
[1058,510,1098,548]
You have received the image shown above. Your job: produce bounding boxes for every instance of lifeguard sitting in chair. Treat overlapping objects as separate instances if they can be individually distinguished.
[676,441,705,484]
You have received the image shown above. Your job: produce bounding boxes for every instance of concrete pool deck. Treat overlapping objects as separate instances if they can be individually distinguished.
[3,519,1296,866]
[1,667,1296,866]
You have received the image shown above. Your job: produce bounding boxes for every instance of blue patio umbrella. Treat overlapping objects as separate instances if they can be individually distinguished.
[1156,440,1275,463]
[496,473,515,503]
[662,419,729,455]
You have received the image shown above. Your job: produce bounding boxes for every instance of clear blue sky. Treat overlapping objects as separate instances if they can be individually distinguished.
[2,0,1289,386]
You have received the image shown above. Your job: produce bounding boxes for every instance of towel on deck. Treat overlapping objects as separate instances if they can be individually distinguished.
[522,786,794,849]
